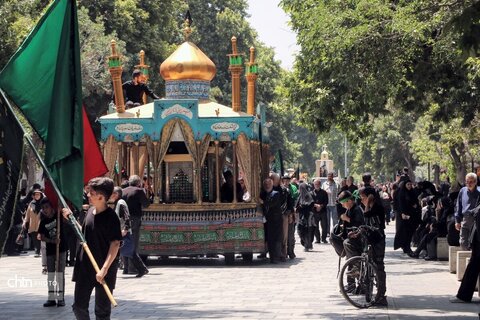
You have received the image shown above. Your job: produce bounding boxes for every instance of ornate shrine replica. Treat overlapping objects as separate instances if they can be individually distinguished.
[99,14,271,263]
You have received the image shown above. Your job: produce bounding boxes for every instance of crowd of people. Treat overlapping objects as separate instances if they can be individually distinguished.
[258,167,480,306]
[5,164,480,315]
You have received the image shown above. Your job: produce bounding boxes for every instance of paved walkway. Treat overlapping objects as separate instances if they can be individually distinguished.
[0,223,479,319]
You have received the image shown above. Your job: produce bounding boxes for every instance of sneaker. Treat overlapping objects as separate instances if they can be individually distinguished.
[43,300,56,307]
[42,267,47,275]
[56,300,65,307]
[449,296,470,303]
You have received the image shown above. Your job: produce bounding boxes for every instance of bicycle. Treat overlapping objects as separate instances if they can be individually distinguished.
[338,225,379,308]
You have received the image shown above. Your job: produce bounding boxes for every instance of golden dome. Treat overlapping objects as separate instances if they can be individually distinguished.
[160,41,216,81]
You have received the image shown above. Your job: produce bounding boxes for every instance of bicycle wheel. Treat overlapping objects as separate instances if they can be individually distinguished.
[339,256,378,308]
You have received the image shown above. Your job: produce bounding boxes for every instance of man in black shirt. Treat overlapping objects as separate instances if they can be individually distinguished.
[62,177,122,320]
[122,175,149,277]
[312,178,329,243]
[38,197,67,307]
[122,69,159,109]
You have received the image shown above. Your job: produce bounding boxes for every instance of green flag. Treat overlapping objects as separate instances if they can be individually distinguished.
[0,0,83,208]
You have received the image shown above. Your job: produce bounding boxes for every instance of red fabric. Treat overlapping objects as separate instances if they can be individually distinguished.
[43,179,59,210]
[83,107,108,184]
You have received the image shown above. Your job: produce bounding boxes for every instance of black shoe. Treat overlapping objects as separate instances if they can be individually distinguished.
[322,240,328,244]
[135,269,149,278]
[57,300,65,307]
[408,251,419,258]
[288,253,296,259]
[43,300,56,307]
[424,256,437,261]
[375,296,388,307]
[314,241,321,244]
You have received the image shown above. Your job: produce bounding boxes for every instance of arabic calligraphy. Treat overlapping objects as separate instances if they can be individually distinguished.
[161,104,193,119]
[211,122,239,132]
[115,123,143,134]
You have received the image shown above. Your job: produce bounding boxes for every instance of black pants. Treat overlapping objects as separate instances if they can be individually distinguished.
[266,216,283,262]
[457,235,480,301]
[126,217,148,274]
[287,222,296,257]
[372,237,387,298]
[344,236,387,298]
[313,212,328,242]
[73,274,116,320]
[413,231,437,256]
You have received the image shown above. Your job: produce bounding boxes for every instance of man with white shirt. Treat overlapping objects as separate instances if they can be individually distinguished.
[322,172,339,234]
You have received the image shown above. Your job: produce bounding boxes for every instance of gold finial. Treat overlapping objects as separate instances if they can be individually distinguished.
[231,36,238,55]
[139,50,145,65]
[110,40,118,57]
[249,47,255,64]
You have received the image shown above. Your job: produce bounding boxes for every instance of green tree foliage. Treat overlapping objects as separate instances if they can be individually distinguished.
[281,0,480,181]
[281,0,480,133]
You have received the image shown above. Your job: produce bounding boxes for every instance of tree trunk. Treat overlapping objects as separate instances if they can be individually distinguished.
[450,144,466,185]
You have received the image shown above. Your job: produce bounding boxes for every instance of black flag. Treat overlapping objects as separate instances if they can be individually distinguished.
[0,98,24,255]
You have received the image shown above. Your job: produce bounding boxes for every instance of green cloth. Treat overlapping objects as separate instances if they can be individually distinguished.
[0,0,83,209]
[289,183,299,201]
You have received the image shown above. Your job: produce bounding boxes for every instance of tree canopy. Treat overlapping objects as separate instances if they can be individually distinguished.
[281,0,480,183]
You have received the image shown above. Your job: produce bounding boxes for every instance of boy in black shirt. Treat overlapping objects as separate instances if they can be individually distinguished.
[62,177,122,320]
[38,197,67,307]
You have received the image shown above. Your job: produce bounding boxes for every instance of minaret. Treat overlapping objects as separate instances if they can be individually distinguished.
[135,50,150,105]
[228,37,243,112]
[245,47,258,115]
[108,40,125,113]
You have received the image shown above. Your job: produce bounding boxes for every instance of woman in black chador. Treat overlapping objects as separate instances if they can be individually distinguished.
[394,179,420,254]
[296,183,315,251]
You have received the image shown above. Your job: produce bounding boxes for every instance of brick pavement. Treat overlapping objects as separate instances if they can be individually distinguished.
[0,224,479,320]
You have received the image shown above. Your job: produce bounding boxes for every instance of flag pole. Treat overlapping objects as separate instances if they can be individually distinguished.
[0,88,118,307]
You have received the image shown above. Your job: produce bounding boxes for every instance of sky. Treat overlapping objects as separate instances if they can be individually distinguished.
[246,0,298,70]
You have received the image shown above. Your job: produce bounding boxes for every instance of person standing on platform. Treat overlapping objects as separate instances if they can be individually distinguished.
[121,175,150,277]
[122,70,159,109]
